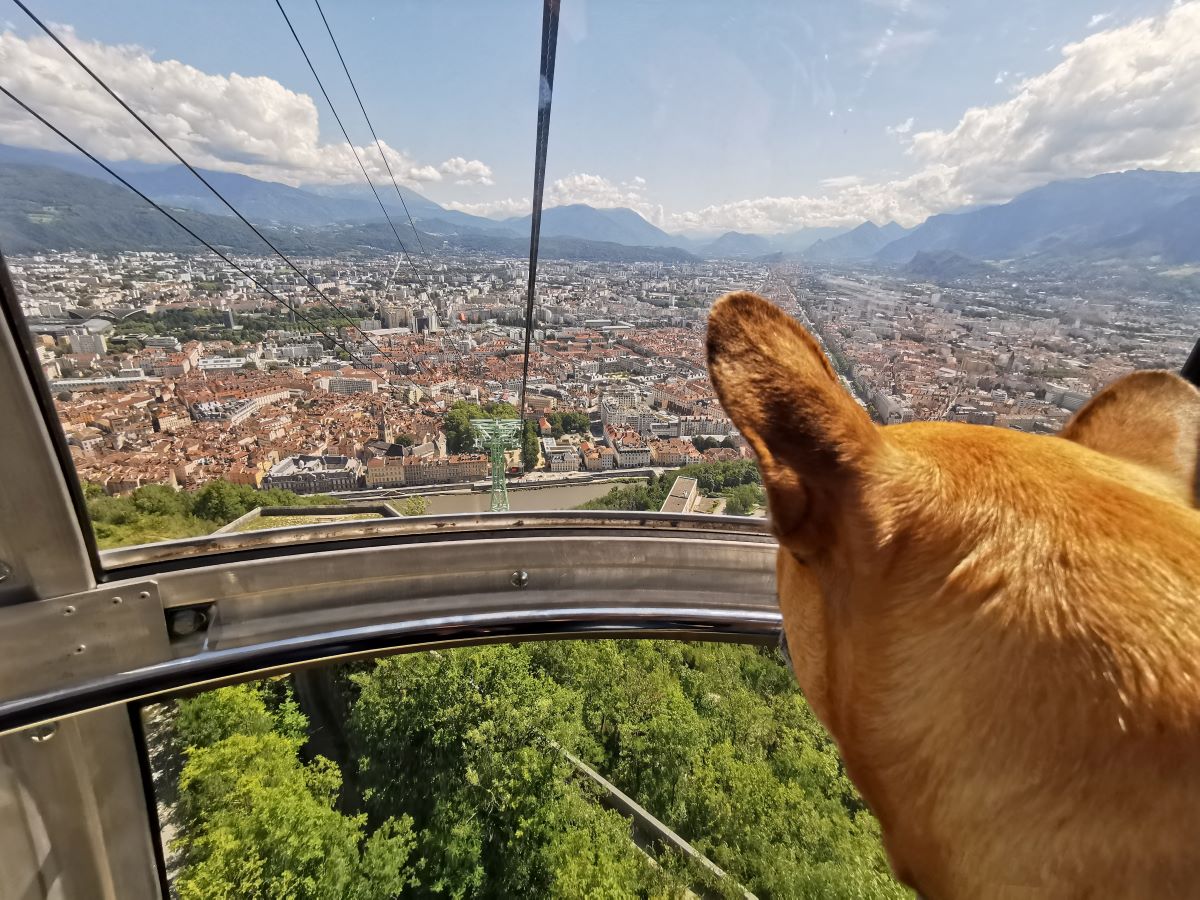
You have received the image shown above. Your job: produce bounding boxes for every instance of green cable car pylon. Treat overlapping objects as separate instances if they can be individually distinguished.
[472,419,523,512]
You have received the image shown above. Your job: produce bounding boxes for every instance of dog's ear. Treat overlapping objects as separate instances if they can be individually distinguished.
[1061,370,1200,504]
[707,291,881,553]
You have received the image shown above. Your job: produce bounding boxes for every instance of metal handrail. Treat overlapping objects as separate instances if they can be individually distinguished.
[0,517,781,738]
[100,509,772,573]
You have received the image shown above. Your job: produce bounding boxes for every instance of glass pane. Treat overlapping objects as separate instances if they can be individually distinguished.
[142,640,907,897]
[515,0,1200,514]
[4,0,1200,555]
[0,1,538,554]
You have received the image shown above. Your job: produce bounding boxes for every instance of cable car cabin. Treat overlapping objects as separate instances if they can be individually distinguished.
[1,0,1200,898]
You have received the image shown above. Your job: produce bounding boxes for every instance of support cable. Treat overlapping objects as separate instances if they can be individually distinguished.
[312,0,430,261]
[517,0,561,423]
[10,0,403,372]
[0,83,393,383]
[274,0,426,287]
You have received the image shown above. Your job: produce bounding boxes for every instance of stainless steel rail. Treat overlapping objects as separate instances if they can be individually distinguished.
[0,521,780,737]
[101,509,771,570]
[0,515,780,900]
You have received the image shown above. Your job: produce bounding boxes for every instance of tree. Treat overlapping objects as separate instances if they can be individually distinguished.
[191,480,251,523]
[394,496,427,517]
[175,733,417,900]
[132,483,189,517]
[537,787,656,900]
[172,685,418,900]
[174,683,305,750]
[350,646,607,896]
[444,401,522,454]
[522,420,541,472]
[545,411,590,438]
[443,401,481,454]
[723,483,764,517]
[162,634,905,897]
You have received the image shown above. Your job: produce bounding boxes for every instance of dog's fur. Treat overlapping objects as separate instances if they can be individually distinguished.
[706,291,1200,899]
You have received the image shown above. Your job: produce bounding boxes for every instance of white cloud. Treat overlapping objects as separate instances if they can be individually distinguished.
[819,175,865,189]
[444,172,666,225]
[463,2,1200,234]
[0,27,491,188]
[994,70,1009,85]
[544,172,667,224]
[669,1,1200,231]
[437,157,494,185]
[1087,12,1113,28]
[413,2,1200,234]
[442,197,530,218]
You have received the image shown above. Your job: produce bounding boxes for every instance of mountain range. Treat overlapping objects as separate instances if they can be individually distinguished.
[803,221,910,262]
[2,143,1200,267]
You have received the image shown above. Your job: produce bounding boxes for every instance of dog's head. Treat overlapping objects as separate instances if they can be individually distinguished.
[707,291,1200,897]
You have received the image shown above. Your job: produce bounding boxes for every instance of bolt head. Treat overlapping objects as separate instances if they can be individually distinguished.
[168,607,209,638]
[511,570,529,589]
[29,722,58,743]
[0,561,11,583]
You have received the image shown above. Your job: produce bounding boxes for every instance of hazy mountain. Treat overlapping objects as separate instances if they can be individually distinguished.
[0,162,696,263]
[1098,194,1200,264]
[875,169,1200,263]
[804,221,909,261]
[0,143,510,233]
[0,143,125,181]
[701,231,773,258]
[0,163,286,254]
[123,166,397,226]
[503,204,683,248]
[769,226,848,253]
[904,250,995,281]
[303,181,516,233]
[7,146,1200,266]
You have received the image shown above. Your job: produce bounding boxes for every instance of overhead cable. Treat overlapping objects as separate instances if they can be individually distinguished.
[312,0,429,260]
[10,0,404,372]
[274,0,426,287]
[517,0,562,422]
[0,82,393,382]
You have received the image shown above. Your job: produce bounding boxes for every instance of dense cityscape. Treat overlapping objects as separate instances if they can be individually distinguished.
[10,248,1198,516]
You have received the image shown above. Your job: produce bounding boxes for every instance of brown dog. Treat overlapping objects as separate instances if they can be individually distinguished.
[706,291,1200,899]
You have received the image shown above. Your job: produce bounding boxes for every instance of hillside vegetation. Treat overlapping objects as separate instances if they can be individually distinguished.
[156,641,909,899]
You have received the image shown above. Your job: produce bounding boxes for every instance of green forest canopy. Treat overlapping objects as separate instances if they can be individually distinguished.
[154,641,908,899]
[83,480,340,548]
[83,480,425,549]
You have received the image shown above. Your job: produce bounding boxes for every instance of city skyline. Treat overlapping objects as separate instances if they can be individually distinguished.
[1,0,1196,233]
[12,241,1197,541]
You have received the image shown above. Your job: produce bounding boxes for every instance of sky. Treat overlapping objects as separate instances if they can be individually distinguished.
[1,0,1197,234]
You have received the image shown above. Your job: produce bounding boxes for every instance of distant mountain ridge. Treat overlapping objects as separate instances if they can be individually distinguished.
[701,231,773,258]
[503,204,683,249]
[3,144,1200,266]
[872,169,1200,265]
[0,161,696,262]
[804,221,909,261]
[904,250,995,281]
